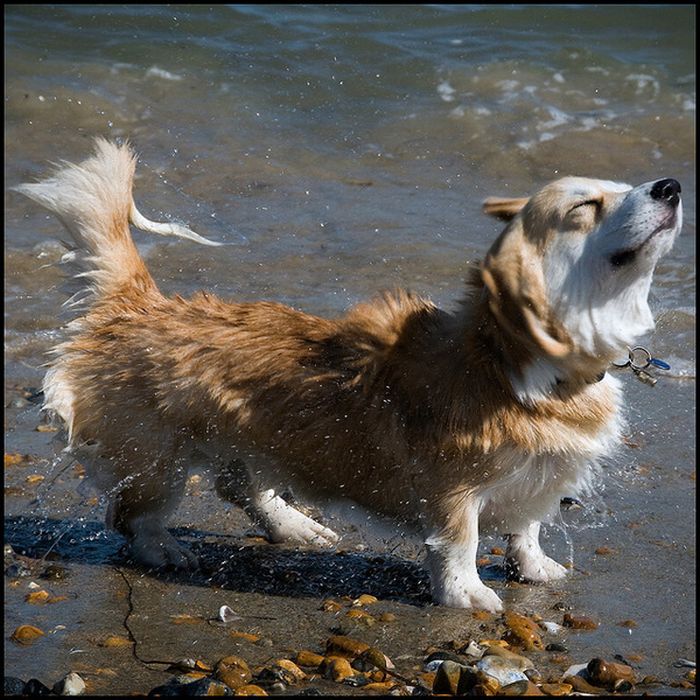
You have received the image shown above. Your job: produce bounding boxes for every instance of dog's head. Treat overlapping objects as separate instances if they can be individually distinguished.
[480,177,682,400]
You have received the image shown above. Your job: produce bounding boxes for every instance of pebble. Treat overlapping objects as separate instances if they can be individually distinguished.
[562,673,606,695]
[215,655,252,690]
[229,630,261,643]
[52,671,86,696]
[4,453,30,467]
[524,668,542,683]
[170,613,201,625]
[25,589,51,604]
[476,655,529,687]
[539,682,573,695]
[352,647,394,675]
[562,613,598,630]
[294,650,324,668]
[501,679,545,695]
[99,634,132,648]
[345,608,376,626]
[472,674,501,695]
[479,638,509,648]
[363,681,402,694]
[266,659,306,685]
[594,546,616,556]
[482,645,534,671]
[562,663,587,677]
[235,685,268,696]
[325,635,370,659]
[503,611,544,651]
[10,624,45,645]
[319,656,355,683]
[23,678,53,695]
[462,640,486,659]
[320,599,343,613]
[40,564,70,580]
[352,593,378,606]
[586,657,635,690]
[217,605,241,624]
[432,660,475,695]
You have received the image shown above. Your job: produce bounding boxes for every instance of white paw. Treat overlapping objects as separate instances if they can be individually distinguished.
[507,553,567,583]
[265,502,339,547]
[129,529,199,570]
[435,581,504,612]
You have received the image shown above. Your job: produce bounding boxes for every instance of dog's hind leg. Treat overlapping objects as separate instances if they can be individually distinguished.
[215,459,339,547]
[107,458,198,570]
[505,521,568,582]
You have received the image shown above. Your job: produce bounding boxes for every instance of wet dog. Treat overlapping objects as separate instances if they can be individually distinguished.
[16,140,681,610]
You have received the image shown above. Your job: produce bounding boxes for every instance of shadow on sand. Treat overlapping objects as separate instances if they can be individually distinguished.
[4,514,460,605]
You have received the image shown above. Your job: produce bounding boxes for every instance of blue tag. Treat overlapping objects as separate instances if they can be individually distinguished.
[649,357,671,370]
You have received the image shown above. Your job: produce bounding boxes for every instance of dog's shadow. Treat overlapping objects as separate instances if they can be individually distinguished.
[9,514,501,605]
[5,515,506,605]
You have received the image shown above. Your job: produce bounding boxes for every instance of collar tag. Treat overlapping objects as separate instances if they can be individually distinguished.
[611,346,671,387]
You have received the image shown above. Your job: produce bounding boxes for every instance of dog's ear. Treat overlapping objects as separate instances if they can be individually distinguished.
[481,222,570,358]
[482,196,530,222]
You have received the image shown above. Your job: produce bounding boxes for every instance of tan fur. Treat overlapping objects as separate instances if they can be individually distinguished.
[18,141,681,610]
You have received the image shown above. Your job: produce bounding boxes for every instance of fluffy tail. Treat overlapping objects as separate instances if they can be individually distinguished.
[14,138,221,300]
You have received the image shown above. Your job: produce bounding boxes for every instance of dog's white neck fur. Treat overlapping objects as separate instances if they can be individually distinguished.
[511,291,654,407]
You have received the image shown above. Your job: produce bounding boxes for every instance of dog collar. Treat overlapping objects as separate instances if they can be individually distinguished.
[555,370,606,388]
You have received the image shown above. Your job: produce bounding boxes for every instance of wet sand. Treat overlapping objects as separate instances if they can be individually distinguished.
[4,371,695,696]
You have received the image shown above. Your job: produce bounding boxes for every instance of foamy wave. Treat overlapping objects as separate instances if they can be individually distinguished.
[540,106,571,129]
[145,66,183,81]
[437,80,456,102]
[625,73,660,98]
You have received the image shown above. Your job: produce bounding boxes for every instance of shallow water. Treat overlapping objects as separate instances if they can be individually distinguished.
[4,4,696,693]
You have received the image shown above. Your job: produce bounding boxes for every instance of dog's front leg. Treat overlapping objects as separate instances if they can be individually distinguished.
[505,521,568,582]
[424,498,503,612]
[215,459,338,547]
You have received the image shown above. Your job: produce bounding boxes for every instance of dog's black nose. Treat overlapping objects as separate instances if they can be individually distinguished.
[650,178,681,204]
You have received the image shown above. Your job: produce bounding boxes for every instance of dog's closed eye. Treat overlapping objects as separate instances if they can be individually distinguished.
[570,199,600,212]
[564,199,601,227]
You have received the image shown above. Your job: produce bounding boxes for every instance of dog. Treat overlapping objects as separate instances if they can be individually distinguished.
[15,139,681,611]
